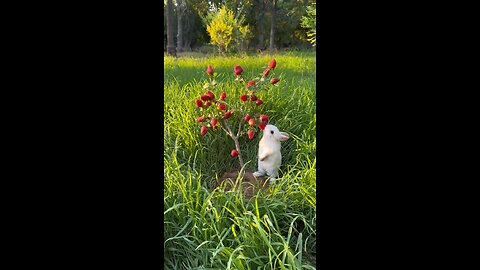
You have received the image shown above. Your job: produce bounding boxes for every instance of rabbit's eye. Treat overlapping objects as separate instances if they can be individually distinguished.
[270,131,274,134]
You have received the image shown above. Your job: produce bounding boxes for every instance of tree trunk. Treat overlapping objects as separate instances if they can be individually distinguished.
[269,0,277,53]
[257,0,265,50]
[166,0,176,56]
[184,40,191,51]
[233,137,244,169]
[176,0,184,53]
[183,10,192,52]
[223,121,245,170]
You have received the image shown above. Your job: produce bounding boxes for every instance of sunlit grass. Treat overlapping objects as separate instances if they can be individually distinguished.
[164,51,316,269]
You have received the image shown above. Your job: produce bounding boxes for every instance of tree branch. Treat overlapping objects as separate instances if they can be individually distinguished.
[236,118,243,138]
[220,123,232,138]
[224,121,235,139]
[233,137,244,169]
[223,120,244,168]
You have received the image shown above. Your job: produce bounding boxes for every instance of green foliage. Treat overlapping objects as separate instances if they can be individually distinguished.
[234,24,252,54]
[164,52,316,269]
[167,0,317,52]
[238,25,252,42]
[271,0,309,48]
[301,3,316,46]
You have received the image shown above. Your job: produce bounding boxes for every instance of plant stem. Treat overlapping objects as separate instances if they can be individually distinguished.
[225,122,234,137]
[219,124,231,137]
[224,121,244,169]
[233,137,244,169]
[236,118,243,137]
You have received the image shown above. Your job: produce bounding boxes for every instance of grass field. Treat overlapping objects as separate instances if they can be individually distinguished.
[164,51,316,269]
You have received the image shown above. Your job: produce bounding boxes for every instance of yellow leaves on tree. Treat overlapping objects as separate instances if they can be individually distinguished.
[206,6,237,55]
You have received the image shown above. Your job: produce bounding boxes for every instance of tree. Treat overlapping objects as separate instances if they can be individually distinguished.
[207,5,250,55]
[256,0,265,50]
[166,0,176,56]
[269,0,277,53]
[176,0,186,53]
[194,59,281,170]
[179,0,210,51]
[272,0,312,48]
[167,0,314,53]
[301,2,316,46]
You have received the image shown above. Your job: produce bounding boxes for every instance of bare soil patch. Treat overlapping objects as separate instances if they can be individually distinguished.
[212,169,270,199]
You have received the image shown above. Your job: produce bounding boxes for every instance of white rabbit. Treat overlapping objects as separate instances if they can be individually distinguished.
[253,124,289,182]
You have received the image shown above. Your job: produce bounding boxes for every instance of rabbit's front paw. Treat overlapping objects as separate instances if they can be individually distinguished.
[253,171,264,177]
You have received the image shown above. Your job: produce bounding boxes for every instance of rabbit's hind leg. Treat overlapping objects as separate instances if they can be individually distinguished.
[253,160,266,177]
[266,169,279,183]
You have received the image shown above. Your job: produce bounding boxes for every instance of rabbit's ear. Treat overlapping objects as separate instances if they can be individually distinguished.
[279,132,289,142]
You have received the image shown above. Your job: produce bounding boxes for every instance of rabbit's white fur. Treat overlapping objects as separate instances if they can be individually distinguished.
[253,124,289,182]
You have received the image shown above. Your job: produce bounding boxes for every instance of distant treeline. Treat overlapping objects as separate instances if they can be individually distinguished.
[164,0,316,54]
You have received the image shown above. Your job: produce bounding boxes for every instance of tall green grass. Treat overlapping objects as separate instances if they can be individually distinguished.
[164,52,316,269]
